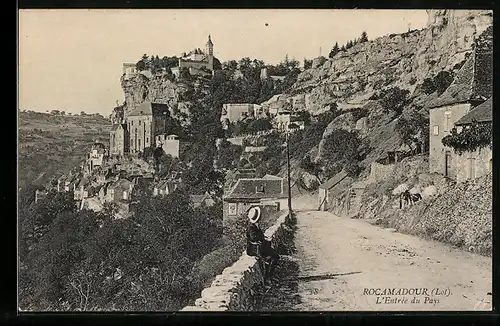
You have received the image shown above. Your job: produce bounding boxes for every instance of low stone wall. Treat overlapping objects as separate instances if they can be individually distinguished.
[180,212,291,311]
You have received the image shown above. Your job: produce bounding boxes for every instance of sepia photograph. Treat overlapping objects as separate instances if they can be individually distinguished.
[18,9,492,312]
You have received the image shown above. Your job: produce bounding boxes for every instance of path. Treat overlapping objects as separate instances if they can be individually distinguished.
[259,209,492,311]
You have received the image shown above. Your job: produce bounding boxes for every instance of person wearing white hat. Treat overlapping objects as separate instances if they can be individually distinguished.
[246,206,280,285]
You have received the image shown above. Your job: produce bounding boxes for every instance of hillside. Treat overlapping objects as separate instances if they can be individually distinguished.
[118,10,492,190]
[18,111,110,190]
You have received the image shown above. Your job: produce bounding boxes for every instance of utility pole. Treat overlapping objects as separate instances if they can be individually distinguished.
[286,130,292,221]
[286,123,299,223]
[319,47,322,57]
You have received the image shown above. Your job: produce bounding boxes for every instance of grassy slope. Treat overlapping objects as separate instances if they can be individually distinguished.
[18,112,110,190]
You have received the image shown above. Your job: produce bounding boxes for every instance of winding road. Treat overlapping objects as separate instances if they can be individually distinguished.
[259,206,492,311]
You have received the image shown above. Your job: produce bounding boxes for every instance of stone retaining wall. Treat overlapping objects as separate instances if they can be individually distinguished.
[180,212,291,311]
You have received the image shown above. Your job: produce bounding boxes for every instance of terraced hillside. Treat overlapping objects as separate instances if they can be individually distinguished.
[18,111,110,190]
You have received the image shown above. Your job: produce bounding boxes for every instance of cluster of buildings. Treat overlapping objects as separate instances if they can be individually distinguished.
[109,102,186,158]
[36,155,214,218]
[220,103,305,133]
[123,35,216,80]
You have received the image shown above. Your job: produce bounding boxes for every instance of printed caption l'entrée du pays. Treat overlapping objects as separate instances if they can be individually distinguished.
[363,287,452,306]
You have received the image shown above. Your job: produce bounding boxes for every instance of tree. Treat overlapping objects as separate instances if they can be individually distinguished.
[245,117,273,134]
[300,155,324,183]
[360,31,368,43]
[320,129,362,178]
[378,87,410,115]
[329,42,340,58]
[421,70,454,95]
[395,110,428,154]
[304,59,313,69]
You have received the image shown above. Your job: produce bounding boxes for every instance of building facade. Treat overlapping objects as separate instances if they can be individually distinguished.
[453,97,493,183]
[155,134,182,158]
[427,29,492,180]
[125,102,169,154]
[171,35,215,78]
[123,63,137,77]
[222,177,287,232]
[220,103,267,129]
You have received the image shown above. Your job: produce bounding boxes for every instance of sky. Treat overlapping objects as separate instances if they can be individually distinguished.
[19,9,429,114]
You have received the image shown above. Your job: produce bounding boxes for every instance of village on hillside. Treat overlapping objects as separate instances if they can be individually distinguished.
[19,9,493,313]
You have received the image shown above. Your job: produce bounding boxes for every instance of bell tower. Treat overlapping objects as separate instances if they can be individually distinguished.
[206,34,214,70]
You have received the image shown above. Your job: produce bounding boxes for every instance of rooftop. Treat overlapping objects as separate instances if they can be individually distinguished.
[455,97,492,125]
[224,178,287,201]
[319,170,349,190]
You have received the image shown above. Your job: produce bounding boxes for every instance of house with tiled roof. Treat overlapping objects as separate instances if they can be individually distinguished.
[103,178,134,203]
[190,192,216,209]
[152,179,181,196]
[109,123,129,156]
[318,170,353,211]
[453,97,493,182]
[427,27,492,181]
[222,176,287,230]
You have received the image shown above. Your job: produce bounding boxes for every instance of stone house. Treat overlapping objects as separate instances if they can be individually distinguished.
[273,110,305,132]
[220,103,267,129]
[427,40,492,180]
[97,168,114,184]
[126,102,170,154]
[57,172,80,193]
[122,63,137,78]
[318,170,352,211]
[74,176,90,201]
[190,192,216,209]
[453,97,493,182]
[34,189,48,203]
[86,142,108,173]
[222,177,287,231]
[154,134,189,158]
[104,179,134,203]
[110,124,129,156]
[152,179,180,197]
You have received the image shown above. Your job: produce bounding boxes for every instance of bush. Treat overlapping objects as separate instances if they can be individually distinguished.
[378,87,410,115]
[321,129,363,178]
[421,71,454,95]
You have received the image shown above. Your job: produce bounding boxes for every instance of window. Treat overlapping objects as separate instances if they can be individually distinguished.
[138,139,141,148]
[444,112,451,132]
[123,190,128,200]
[468,157,476,180]
[146,137,149,144]
[433,125,439,135]
[132,121,134,126]
[228,203,237,215]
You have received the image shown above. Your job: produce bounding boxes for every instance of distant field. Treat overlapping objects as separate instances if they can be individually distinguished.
[18,111,110,191]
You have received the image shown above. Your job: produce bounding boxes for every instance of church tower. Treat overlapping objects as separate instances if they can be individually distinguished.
[206,35,214,70]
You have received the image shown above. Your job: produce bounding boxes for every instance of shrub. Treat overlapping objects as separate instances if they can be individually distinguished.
[378,87,410,115]
[442,120,492,155]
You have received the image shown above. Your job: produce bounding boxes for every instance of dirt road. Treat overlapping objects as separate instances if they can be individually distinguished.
[259,210,492,311]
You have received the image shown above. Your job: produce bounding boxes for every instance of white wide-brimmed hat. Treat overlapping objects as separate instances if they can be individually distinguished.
[247,206,261,224]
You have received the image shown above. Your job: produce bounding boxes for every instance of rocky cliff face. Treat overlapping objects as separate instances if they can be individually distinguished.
[271,10,492,116]
[120,72,203,124]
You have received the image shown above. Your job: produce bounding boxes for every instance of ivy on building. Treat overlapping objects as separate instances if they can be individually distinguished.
[441,120,492,155]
